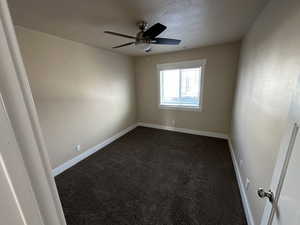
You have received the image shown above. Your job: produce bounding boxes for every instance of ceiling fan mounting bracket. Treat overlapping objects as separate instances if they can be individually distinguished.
[137,21,148,31]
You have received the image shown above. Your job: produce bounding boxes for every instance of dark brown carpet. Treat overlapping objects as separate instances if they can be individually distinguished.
[55,126,247,225]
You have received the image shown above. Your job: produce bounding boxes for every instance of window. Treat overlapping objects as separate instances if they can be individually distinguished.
[158,59,206,110]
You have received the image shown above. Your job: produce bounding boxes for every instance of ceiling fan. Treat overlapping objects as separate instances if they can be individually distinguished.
[104,21,181,52]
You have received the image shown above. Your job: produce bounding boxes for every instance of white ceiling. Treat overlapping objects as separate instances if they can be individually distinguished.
[8,0,269,56]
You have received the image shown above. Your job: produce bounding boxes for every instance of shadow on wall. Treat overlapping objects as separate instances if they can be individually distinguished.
[16,27,136,169]
[230,0,300,224]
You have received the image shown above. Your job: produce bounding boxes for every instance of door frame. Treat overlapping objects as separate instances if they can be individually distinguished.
[0,1,66,225]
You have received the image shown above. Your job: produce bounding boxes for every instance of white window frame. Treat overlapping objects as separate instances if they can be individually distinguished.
[157,59,206,111]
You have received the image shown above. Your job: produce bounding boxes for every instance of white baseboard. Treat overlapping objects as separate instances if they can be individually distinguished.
[228,139,255,225]
[138,122,254,224]
[53,121,253,225]
[52,124,138,176]
[137,122,228,139]
[52,123,226,176]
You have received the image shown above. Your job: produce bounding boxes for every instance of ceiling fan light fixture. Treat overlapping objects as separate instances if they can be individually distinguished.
[134,42,151,51]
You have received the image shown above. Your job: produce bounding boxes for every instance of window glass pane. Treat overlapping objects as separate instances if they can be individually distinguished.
[180,68,201,106]
[161,69,180,105]
[160,66,202,108]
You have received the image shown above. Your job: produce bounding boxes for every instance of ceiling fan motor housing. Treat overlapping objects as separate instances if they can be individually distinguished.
[136,31,151,42]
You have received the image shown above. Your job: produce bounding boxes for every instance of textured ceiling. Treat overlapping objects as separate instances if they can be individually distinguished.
[8,0,269,56]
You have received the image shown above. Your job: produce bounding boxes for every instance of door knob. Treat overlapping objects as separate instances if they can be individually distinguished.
[257,188,274,203]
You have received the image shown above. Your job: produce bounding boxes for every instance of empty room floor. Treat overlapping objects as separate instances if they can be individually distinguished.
[55,127,247,225]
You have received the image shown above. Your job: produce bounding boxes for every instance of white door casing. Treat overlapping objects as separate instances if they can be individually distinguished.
[0,93,44,225]
[260,77,300,225]
[0,0,66,225]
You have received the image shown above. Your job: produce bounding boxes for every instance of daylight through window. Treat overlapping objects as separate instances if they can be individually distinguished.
[158,60,205,110]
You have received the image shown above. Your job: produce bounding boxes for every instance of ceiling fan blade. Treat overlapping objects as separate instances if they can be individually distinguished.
[112,42,135,48]
[104,31,136,39]
[143,23,166,39]
[152,38,181,45]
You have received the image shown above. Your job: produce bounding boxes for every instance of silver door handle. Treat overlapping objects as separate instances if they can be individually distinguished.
[257,188,274,203]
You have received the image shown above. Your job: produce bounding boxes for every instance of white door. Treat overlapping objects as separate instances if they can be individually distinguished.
[0,93,44,225]
[259,79,300,225]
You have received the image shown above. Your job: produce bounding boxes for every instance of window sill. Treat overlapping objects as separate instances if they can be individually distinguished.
[159,105,202,112]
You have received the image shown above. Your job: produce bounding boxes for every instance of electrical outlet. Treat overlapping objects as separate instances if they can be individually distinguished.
[239,159,243,166]
[172,120,175,126]
[75,145,81,152]
[245,178,250,190]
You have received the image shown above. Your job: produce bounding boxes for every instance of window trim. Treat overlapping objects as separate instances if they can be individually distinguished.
[157,59,206,111]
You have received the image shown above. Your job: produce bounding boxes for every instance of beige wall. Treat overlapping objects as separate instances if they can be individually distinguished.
[16,26,136,169]
[231,0,300,224]
[135,42,240,134]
